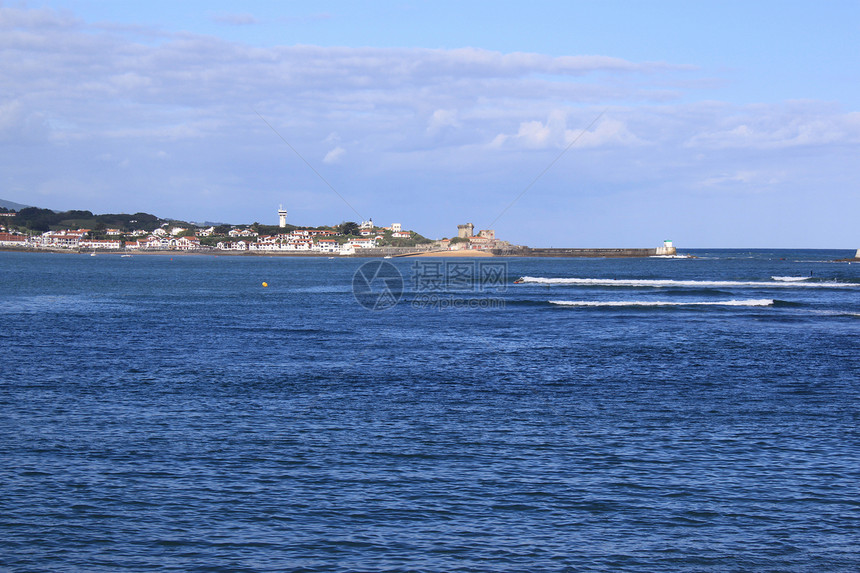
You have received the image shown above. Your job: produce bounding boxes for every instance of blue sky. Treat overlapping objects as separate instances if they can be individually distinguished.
[2,1,859,247]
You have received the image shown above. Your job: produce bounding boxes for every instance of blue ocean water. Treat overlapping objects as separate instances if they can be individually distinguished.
[1,249,858,572]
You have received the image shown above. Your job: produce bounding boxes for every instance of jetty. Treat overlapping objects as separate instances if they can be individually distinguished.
[502,247,670,258]
[493,240,677,258]
[835,249,860,262]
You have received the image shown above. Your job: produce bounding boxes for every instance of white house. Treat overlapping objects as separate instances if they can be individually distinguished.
[169,236,200,251]
[346,238,378,249]
[140,236,170,250]
[314,239,341,253]
[249,241,279,252]
[40,230,88,248]
[217,240,247,251]
[80,239,121,250]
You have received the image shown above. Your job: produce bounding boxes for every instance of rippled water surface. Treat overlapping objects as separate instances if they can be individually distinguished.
[1,250,858,571]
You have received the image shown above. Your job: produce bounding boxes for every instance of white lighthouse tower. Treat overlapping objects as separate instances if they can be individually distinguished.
[278,205,288,228]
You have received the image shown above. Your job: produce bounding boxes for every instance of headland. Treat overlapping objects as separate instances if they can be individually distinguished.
[1,204,682,258]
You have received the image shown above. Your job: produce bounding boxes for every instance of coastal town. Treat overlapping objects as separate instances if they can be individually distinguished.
[0,205,510,255]
[0,203,691,257]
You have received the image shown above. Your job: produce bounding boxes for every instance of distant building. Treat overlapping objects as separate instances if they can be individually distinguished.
[468,236,492,250]
[315,239,341,253]
[216,240,248,251]
[144,236,170,249]
[457,223,474,239]
[360,218,374,230]
[0,232,26,245]
[346,237,378,249]
[477,229,495,239]
[391,223,402,232]
[655,240,676,256]
[40,230,88,248]
[169,237,200,251]
[80,239,121,250]
[278,205,288,228]
[229,228,257,237]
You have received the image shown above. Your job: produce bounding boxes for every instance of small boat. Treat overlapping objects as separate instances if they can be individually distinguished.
[121,254,132,258]
[384,255,392,259]
[90,252,97,257]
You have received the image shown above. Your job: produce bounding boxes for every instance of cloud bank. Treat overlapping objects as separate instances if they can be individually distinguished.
[1,5,858,246]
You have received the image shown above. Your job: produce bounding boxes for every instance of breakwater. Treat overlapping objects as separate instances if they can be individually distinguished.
[495,246,675,258]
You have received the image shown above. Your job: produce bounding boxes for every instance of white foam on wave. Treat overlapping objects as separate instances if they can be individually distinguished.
[517,276,856,288]
[549,299,775,307]
[771,276,812,282]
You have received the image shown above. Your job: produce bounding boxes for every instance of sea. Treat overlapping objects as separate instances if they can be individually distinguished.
[1,249,858,572]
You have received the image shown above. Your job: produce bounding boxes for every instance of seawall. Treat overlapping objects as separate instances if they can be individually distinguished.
[495,247,675,258]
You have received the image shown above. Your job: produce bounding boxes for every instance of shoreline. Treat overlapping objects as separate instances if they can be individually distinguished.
[2,245,857,260]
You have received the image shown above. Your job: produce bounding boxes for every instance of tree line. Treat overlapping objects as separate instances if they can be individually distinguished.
[10,208,162,233]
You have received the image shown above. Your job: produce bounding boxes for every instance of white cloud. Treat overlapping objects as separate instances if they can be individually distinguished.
[686,105,860,149]
[1,5,858,246]
[323,146,345,164]
[490,111,644,150]
[427,109,460,135]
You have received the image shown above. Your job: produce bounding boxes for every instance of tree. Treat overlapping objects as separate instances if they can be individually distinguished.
[338,221,360,236]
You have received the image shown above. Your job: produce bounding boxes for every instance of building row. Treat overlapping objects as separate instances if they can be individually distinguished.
[2,226,409,253]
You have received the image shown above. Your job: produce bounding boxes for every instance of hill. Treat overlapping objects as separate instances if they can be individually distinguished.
[10,207,164,233]
[0,198,32,211]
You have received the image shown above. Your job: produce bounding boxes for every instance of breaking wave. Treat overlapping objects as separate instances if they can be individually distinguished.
[517,276,856,288]
[549,299,775,307]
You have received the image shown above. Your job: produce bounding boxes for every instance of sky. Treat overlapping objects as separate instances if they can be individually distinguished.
[1,0,859,247]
